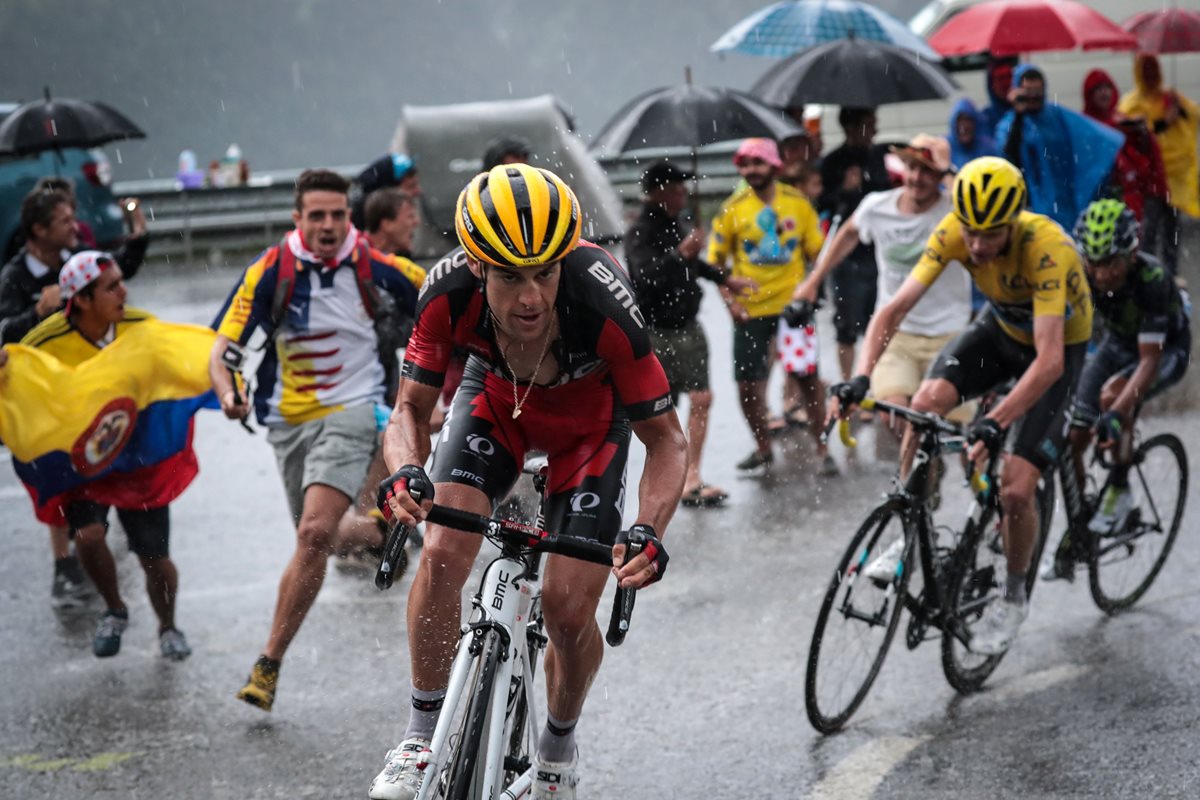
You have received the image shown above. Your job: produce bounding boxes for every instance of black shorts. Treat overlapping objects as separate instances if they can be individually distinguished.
[1072,334,1191,427]
[927,312,1086,470]
[65,502,171,559]
[732,315,779,383]
[429,358,629,546]
[832,255,878,346]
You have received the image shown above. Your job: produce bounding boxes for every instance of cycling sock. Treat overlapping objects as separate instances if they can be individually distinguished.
[1004,571,1027,604]
[538,712,578,763]
[404,684,446,741]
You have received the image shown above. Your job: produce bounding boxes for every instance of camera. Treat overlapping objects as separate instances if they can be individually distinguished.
[781,299,815,328]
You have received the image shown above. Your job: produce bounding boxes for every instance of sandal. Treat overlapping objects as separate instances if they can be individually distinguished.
[681,483,728,507]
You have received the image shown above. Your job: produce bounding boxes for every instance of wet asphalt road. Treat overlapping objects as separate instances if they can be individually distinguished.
[3,264,1199,799]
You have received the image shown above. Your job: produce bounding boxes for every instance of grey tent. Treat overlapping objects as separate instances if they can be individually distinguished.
[391,94,625,259]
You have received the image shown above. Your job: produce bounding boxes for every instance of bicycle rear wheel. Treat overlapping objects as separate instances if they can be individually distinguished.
[806,504,912,734]
[1088,433,1187,613]
[940,472,1053,693]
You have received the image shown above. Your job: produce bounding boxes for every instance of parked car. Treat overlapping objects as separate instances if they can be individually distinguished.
[0,102,125,260]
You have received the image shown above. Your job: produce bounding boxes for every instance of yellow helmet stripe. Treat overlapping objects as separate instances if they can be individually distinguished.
[545,174,573,258]
[527,170,551,253]
[465,176,519,263]
[487,171,526,258]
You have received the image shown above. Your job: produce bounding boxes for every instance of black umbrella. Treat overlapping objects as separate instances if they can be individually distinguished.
[0,88,145,156]
[591,82,802,156]
[750,38,959,108]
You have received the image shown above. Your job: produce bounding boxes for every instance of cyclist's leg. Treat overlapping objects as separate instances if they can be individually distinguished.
[1070,336,1134,486]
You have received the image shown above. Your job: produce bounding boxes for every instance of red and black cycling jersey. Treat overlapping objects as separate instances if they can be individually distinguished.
[402,241,672,422]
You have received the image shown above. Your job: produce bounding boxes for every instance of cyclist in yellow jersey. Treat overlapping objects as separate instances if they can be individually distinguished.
[830,156,1093,656]
[708,138,825,472]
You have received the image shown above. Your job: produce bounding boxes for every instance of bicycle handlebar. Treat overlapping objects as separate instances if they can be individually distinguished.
[375,503,638,646]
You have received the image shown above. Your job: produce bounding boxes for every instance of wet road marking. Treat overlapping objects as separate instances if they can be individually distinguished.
[2,751,140,772]
[808,735,929,800]
[985,663,1091,703]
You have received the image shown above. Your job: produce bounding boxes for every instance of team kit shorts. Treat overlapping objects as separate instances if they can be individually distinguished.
[1072,335,1191,428]
[927,312,1086,470]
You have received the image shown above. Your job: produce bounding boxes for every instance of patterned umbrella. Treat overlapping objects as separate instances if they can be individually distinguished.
[711,0,940,61]
[1124,8,1200,54]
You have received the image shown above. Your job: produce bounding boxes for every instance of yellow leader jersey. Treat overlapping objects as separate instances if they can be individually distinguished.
[707,183,824,318]
[20,307,155,366]
[911,211,1093,346]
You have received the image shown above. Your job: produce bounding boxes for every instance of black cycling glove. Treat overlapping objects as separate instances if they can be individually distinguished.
[377,465,435,521]
[1095,410,1123,444]
[616,524,669,584]
[831,374,871,407]
[968,417,1007,456]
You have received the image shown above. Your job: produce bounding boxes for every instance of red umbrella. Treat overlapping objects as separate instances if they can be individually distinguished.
[929,0,1138,57]
[1124,8,1200,54]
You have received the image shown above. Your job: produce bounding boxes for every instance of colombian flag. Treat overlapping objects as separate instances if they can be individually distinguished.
[0,320,218,523]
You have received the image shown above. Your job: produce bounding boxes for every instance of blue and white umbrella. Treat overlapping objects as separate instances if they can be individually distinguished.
[711,0,941,61]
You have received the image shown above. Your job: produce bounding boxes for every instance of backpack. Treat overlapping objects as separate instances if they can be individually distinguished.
[269,237,405,403]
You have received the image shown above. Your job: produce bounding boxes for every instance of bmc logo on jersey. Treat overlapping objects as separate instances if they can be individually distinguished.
[587,261,646,329]
[570,492,601,513]
[465,434,495,456]
[420,250,469,300]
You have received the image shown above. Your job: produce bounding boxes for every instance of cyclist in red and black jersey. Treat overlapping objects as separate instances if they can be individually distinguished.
[369,164,687,800]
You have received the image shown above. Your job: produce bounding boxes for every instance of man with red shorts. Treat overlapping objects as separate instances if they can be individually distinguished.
[369,164,687,800]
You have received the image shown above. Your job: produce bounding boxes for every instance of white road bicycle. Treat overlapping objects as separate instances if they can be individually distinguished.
[375,461,639,800]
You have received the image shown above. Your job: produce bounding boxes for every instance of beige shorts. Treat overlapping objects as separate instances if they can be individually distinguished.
[872,330,976,424]
[266,404,378,525]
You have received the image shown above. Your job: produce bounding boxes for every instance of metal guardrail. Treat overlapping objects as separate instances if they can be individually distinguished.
[115,151,745,265]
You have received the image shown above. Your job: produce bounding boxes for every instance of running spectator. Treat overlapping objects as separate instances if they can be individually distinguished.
[997,64,1122,230]
[481,135,532,171]
[350,153,420,231]
[819,107,892,384]
[980,56,1017,137]
[1082,69,1169,229]
[210,169,426,712]
[794,135,973,446]
[1119,53,1200,274]
[948,98,998,170]
[709,138,826,473]
[627,161,755,506]
[20,252,191,660]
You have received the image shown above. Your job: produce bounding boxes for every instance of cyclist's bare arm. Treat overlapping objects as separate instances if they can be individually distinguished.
[614,413,687,589]
[854,275,928,381]
[208,333,248,419]
[1111,342,1164,420]
[793,217,860,303]
[381,378,441,525]
[985,315,1065,430]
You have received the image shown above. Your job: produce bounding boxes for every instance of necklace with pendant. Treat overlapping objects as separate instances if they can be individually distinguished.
[492,311,555,420]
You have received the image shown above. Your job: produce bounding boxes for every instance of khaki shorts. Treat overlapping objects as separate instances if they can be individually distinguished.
[266,404,378,525]
[650,320,710,397]
[872,330,976,424]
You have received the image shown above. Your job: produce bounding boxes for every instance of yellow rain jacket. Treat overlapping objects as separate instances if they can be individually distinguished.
[1119,53,1200,217]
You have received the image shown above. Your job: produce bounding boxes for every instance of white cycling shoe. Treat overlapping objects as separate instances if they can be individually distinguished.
[863,539,905,582]
[369,738,430,800]
[533,748,579,799]
[1089,486,1133,534]
[970,598,1029,655]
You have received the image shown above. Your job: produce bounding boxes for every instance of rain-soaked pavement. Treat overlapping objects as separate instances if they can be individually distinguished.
[3,262,1199,799]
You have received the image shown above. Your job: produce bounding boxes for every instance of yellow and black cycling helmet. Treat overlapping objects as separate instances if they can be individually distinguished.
[952,156,1026,231]
[455,164,582,268]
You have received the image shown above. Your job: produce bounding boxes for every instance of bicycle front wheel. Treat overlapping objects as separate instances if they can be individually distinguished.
[1089,433,1187,613]
[806,503,912,734]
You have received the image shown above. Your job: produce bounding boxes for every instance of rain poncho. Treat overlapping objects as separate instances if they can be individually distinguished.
[1082,68,1167,221]
[980,58,1015,136]
[948,98,998,169]
[996,64,1122,229]
[1118,54,1200,218]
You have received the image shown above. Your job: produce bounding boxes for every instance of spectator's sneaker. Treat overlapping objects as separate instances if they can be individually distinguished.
[92,610,128,658]
[863,539,905,582]
[369,738,431,800]
[818,453,840,477]
[533,748,579,799]
[1038,551,1076,583]
[969,598,1028,655]
[736,449,774,473]
[159,628,192,661]
[236,656,280,711]
[51,558,93,608]
[1089,486,1134,534]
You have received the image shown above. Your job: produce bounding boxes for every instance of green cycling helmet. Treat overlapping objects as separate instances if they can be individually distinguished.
[1073,199,1139,262]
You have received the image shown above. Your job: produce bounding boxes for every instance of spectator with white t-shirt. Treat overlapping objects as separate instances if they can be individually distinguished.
[791,134,973,444]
